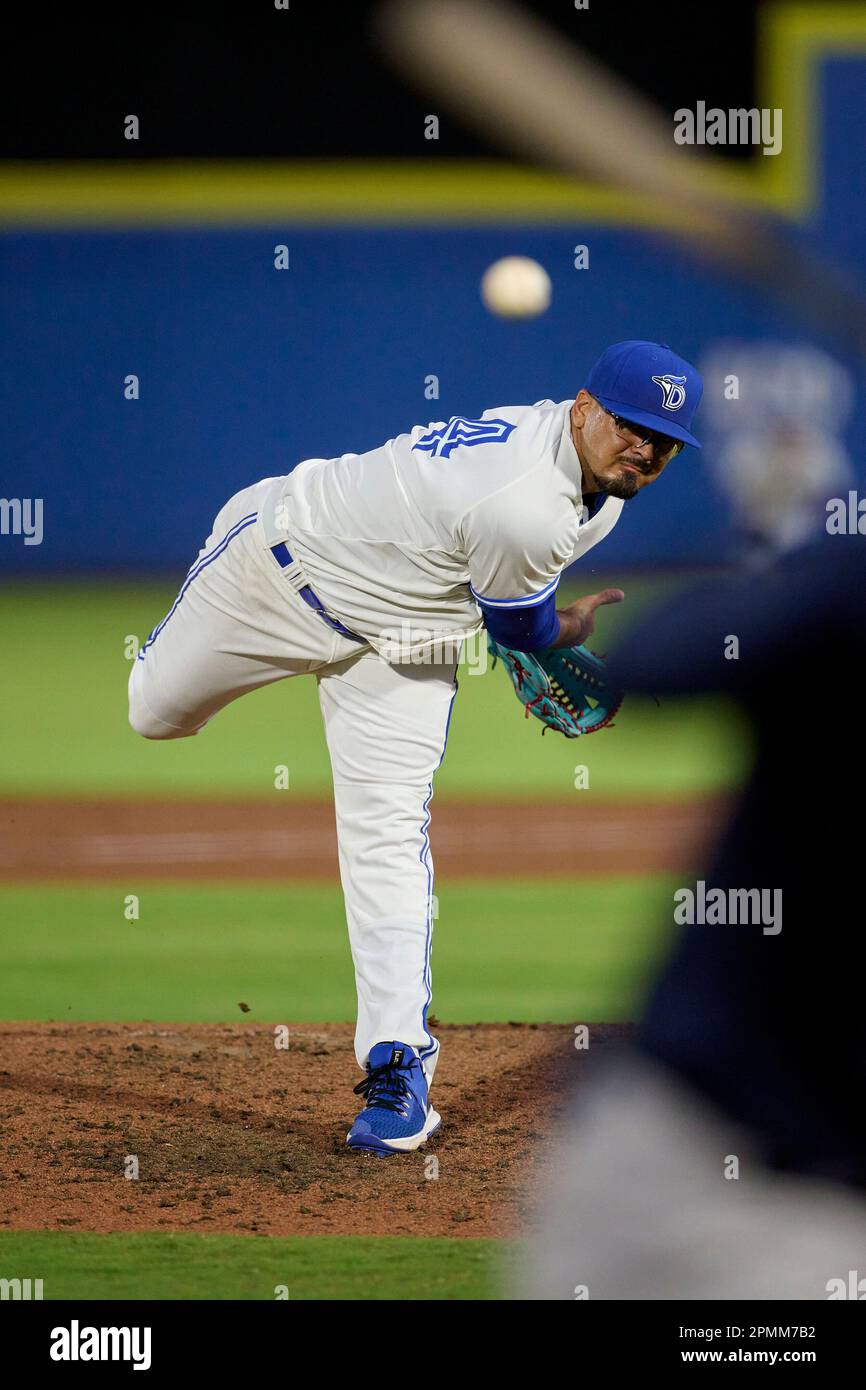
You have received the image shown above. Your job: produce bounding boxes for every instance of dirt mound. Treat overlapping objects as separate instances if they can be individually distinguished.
[0,796,728,881]
[0,1021,634,1238]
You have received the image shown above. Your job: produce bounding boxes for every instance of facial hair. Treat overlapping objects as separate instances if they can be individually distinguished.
[586,457,644,502]
[601,473,641,501]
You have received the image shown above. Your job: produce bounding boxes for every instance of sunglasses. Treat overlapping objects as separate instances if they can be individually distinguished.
[596,399,684,459]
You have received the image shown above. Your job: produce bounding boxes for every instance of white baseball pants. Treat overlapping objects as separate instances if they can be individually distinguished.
[128,478,458,1078]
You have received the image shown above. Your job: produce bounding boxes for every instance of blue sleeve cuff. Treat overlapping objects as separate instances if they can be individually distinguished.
[477,591,560,652]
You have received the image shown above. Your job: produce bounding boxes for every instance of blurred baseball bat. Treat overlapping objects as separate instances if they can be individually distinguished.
[374,0,866,356]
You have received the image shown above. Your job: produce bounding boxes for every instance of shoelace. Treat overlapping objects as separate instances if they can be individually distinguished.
[354,1062,414,1114]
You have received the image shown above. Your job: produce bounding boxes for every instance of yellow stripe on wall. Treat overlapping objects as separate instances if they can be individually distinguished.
[0,159,706,228]
[1,4,865,228]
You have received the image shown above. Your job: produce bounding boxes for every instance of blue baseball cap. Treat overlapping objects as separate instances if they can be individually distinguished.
[583,340,703,449]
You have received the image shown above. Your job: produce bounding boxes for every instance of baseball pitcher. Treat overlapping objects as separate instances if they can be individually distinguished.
[128,339,703,1153]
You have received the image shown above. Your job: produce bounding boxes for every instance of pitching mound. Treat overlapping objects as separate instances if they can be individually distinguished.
[0,796,727,881]
[0,1022,633,1239]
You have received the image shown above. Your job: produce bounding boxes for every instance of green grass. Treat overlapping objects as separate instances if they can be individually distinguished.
[0,577,751,799]
[0,1230,507,1300]
[0,572,725,1305]
[0,878,677,1023]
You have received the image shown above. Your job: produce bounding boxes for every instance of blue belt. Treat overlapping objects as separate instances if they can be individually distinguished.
[269,541,365,642]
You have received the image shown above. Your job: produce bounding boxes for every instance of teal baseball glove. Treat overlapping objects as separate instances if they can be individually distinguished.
[487,636,623,737]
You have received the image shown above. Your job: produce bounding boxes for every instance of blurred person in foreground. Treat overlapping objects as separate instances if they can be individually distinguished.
[519,535,866,1299]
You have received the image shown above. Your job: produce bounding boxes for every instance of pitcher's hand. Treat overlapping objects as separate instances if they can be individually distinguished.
[551,588,625,649]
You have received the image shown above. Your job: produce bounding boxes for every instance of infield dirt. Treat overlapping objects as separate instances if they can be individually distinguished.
[0,793,720,1238]
[0,795,728,881]
[0,1021,634,1239]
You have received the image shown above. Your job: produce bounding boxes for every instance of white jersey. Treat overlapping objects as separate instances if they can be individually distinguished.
[258,399,623,660]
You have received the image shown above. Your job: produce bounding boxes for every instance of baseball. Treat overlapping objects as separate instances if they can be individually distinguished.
[480,255,552,319]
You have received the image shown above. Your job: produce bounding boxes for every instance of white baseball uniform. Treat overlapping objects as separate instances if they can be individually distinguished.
[128,399,622,1077]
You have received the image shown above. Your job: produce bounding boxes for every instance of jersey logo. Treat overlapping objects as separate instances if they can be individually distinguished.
[413,415,516,458]
[651,374,688,411]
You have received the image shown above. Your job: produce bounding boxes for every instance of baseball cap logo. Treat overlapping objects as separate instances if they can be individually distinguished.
[651,374,688,411]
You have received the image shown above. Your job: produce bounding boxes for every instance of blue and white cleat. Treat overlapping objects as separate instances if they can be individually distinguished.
[346,1042,441,1154]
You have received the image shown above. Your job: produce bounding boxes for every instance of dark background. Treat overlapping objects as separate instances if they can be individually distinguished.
[3,0,759,160]
[5,0,863,577]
